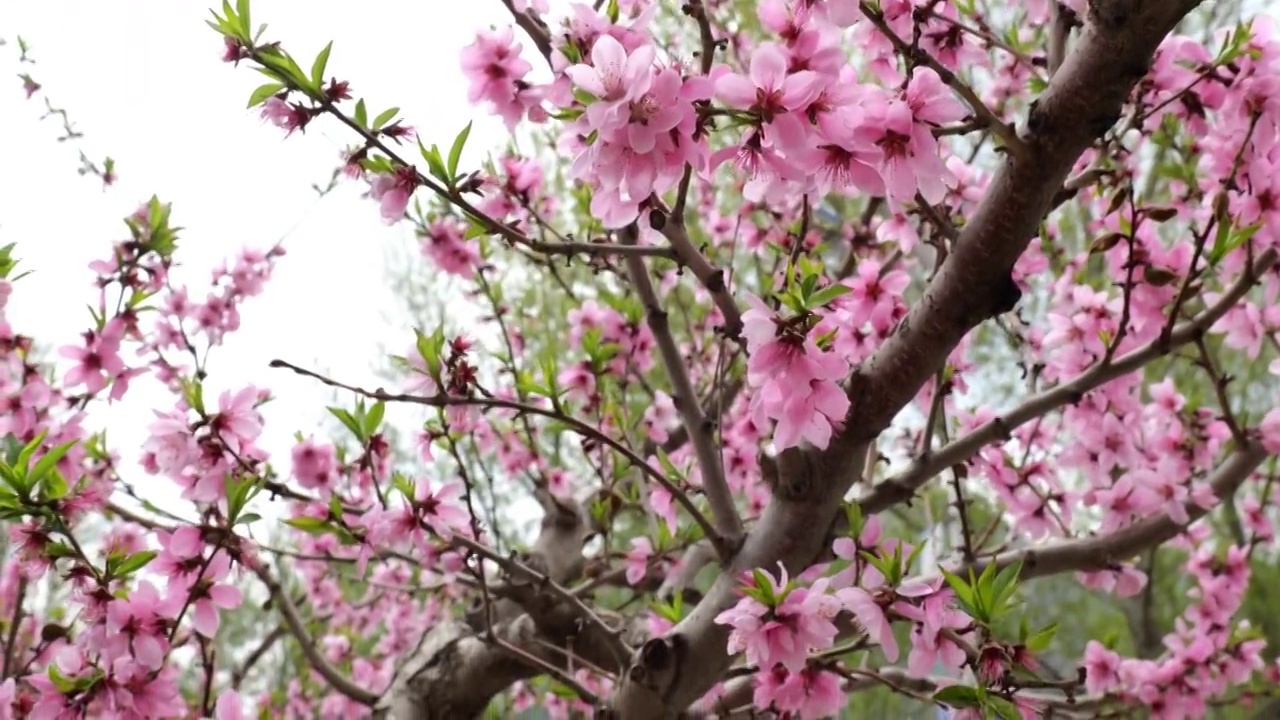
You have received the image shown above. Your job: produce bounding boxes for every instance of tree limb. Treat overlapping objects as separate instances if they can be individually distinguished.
[622,224,744,553]
[864,247,1278,512]
[971,441,1269,581]
[607,2,1208,713]
[250,563,380,706]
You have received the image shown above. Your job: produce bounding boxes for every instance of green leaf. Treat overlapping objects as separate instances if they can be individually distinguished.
[48,664,77,693]
[221,0,242,36]
[247,82,284,108]
[984,695,1021,719]
[939,566,980,619]
[310,41,333,86]
[749,568,777,605]
[15,429,50,476]
[933,685,981,708]
[805,283,852,309]
[1210,221,1262,266]
[989,558,1024,616]
[30,439,77,487]
[236,0,251,38]
[114,550,158,577]
[236,512,262,526]
[285,516,331,534]
[364,401,386,437]
[420,141,448,182]
[372,106,399,130]
[328,407,364,441]
[40,470,68,501]
[1025,622,1058,653]
[655,448,682,480]
[354,98,368,127]
[447,121,473,181]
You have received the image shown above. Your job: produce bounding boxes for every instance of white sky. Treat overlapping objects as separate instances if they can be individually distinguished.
[0,1,514,519]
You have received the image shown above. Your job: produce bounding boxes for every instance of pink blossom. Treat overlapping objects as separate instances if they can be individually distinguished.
[291,438,337,490]
[59,319,128,395]
[369,166,419,224]
[625,536,653,585]
[715,42,823,120]
[716,566,841,672]
[461,27,540,129]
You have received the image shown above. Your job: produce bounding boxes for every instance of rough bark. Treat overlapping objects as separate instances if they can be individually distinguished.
[611,1,1206,714]
[377,494,629,717]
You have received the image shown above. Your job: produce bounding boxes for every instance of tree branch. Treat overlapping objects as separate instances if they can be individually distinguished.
[607,2,1208,713]
[972,441,1269,581]
[622,224,744,553]
[864,247,1277,511]
[657,217,744,343]
[250,563,380,706]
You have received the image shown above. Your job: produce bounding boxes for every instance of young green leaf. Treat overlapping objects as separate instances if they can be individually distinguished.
[247,82,284,108]
[1025,623,1058,653]
[236,512,263,526]
[373,106,400,130]
[933,685,982,708]
[310,41,333,86]
[285,517,331,534]
[328,407,365,441]
[114,550,158,577]
[236,0,252,37]
[805,283,853,309]
[364,401,386,437]
[29,439,79,488]
[447,121,473,180]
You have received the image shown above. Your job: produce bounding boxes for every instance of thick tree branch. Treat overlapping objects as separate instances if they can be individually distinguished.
[865,247,1278,510]
[658,217,745,342]
[609,2,1207,714]
[622,224,744,552]
[379,491,627,717]
[845,0,1204,439]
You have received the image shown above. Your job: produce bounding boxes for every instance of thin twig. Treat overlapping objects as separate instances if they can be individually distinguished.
[859,2,1027,156]
[621,224,744,554]
[250,563,380,706]
[267,358,724,549]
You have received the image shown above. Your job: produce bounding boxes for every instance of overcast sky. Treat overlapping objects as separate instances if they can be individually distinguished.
[0,1,518,519]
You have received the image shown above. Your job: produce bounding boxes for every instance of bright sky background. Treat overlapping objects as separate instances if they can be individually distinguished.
[0,1,519,522]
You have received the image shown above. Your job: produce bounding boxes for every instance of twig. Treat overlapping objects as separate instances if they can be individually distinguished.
[950,467,976,563]
[267,358,725,550]
[859,2,1027,156]
[493,635,600,705]
[657,214,745,343]
[250,563,380,706]
[231,624,287,689]
[1,579,27,678]
[498,0,553,63]
[866,247,1278,510]
[621,224,744,554]
[1194,336,1247,443]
